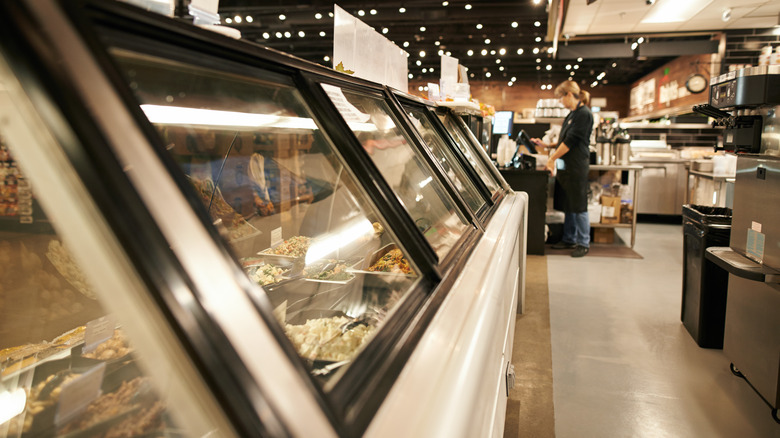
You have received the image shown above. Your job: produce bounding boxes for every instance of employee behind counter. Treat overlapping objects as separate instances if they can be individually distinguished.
[531,80,593,258]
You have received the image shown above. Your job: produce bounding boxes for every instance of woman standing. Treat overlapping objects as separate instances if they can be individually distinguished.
[532,80,593,257]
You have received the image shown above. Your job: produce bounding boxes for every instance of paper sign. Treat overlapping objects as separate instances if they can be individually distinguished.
[55,362,106,426]
[751,221,762,232]
[746,228,765,264]
[321,84,371,123]
[83,315,116,354]
[271,227,283,248]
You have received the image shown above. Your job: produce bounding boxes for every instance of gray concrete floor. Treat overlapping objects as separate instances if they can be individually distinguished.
[547,223,779,438]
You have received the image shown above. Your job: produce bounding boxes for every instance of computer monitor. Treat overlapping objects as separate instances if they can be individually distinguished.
[492,111,513,135]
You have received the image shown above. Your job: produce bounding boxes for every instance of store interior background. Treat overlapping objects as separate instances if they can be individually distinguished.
[214,0,780,121]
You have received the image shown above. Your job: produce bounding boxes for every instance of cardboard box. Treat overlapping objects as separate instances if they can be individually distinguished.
[593,227,615,244]
[600,196,621,224]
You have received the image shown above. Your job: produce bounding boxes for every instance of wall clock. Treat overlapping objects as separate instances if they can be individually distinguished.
[686,73,708,94]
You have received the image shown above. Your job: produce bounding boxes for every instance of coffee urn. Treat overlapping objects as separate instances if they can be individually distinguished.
[696,65,780,422]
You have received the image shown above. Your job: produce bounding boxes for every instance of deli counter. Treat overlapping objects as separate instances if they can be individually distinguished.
[0,1,527,437]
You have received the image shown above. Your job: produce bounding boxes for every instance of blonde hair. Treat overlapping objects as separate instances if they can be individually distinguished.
[554,80,590,107]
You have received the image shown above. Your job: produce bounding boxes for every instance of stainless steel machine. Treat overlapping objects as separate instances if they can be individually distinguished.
[695,65,780,423]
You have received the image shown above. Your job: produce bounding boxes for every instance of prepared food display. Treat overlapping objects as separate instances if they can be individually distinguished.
[263,236,311,258]
[285,315,376,362]
[82,329,132,361]
[248,263,287,286]
[303,260,352,282]
[58,377,166,437]
[7,370,83,435]
[368,248,414,274]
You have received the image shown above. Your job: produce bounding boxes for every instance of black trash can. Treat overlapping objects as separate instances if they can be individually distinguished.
[681,205,732,348]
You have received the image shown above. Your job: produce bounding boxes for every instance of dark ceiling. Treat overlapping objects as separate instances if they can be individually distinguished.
[214,0,704,89]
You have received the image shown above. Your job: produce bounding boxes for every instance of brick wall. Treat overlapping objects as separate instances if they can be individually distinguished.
[722,28,780,72]
[626,125,722,148]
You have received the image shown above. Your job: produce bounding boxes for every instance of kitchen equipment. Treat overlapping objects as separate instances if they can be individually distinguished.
[702,66,780,423]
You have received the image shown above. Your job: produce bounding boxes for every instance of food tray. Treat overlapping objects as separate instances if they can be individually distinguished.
[348,244,415,276]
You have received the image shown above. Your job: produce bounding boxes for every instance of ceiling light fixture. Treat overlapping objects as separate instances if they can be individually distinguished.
[641,0,713,23]
[438,49,444,55]
[481,49,488,55]
[535,36,542,42]
[324,56,330,62]
[442,1,449,5]
[499,48,506,55]
[399,7,406,13]
[446,51,451,56]
[298,31,305,37]
[370,9,377,15]
[533,47,540,54]
[320,31,326,37]
[329,12,334,17]
[546,64,552,70]
[490,50,496,55]
[468,49,474,56]
[315,13,322,19]
[511,21,518,28]
[435,41,440,46]
[476,24,483,29]
[420,50,426,57]
[486,72,492,77]
[430,67,435,72]
[403,41,410,47]
[631,42,638,50]
[383,28,389,34]
[547,47,554,53]
[262,32,270,39]
[508,82,514,86]
[275,31,282,38]
[536,58,541,63]
[485,38,491,44]
[408,73,414,79]
[279,14,286,21]
[534,21,541,27]
[465,4,472,10]
[225,17,232,24]
[511,76,517,82]
[496,59,501,64]
[245,16,253,23]
[423,68,428,73]
[358,10,365,16]
[420,26,427,31]
[499,66,505,71]
[234,15,242,23]
[536,66,541,70]
[573,65,579,69]
[517,48,524,55]
[565,64,571,70]
[577,57,583,62]
[284,31,291,38]
[637,37,645,44]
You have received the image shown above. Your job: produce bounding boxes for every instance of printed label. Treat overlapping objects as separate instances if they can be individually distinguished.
[751,221,762,233]
[83,315,115,354]
[55,362,106,426]
[271,227,283,248]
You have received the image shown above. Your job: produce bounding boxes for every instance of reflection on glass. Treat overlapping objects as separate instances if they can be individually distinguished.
[440,114,502,195]
[0,136,181,437]
[322,85,470,259]
[404,106,487,214]
[111,50,420,379]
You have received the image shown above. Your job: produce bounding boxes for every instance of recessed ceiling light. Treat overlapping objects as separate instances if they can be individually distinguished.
[399,7,406,13]
[511,21,518,28]
[383,27,389,34]
[465,4,472,10]
[631,42,638,50]
[246,16,253,23]
[279,14,286,21]
[481,49,488,55]
[536,58,541,63]
[324,56,330,61]
[403,41,410,47]
[233,16,241,24]
[612,62,617,67]
[370,9,377,15]
[262,32,270,39]
[508,81,513,86]
[225,17,232,24]
[517,48,524,55]
[499,48,506,55]
[534,21,541,27]
[467,49,474,56]
[485,38,491,44]
[546,65,552,70]
[499,66,505,71]
[470,73,475,78]
[298,31,305,37]
[490,50,496,55]
[442,1,449,5]
[574,65,579,69]
[438,49,444,56]
[637,37,645,44]
[358,10,365,16]
[315,13,322,19]
[430,67,435,72]
[535,37,542,42]
[533,47,539,54]
[476,24,483,29]
[496,59,501,64]
[420,26,426,31]
[423,68,428,73]
[275,32,282,38]
[577,57,583,62]
[416,60,422,66]
[547,47,554,54]
[511,76,517,81]
[446,51,451,56]
[486,72,492,77]
[419,50,426,57]
[329,12,334,17]
[570,71,575,76]
[566,64,571,70]
[435,41,440,46]
[408,73,414,79]
[320,31,326,37]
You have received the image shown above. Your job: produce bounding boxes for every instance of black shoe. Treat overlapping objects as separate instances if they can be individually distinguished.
[571,245,589,257]
[552,241,577,250]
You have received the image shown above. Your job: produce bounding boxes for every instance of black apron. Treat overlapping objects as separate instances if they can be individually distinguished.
[553,104,591,213]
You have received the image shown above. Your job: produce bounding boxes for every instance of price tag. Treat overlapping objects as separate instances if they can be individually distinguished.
[271,227,283,248]
[55,362,106,426]
[321,84,370,123]
[83,315,115,354]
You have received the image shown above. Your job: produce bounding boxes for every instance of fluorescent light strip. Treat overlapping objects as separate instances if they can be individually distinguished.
[641,0,713,23]
[140,104,378,133]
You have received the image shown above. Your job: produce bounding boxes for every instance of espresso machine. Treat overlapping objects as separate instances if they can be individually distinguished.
[694,65,780,422]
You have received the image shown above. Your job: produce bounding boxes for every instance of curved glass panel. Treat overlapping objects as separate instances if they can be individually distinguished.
[110,50,420,381]
[0,135,189,437]
[403,105,487,214]
[321,85,470,259]
[439,114,502,195]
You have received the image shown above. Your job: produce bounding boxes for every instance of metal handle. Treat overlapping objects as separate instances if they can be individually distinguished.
[641,165,668,177]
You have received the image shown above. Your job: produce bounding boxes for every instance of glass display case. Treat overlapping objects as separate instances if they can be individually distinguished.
[0,1,526,437]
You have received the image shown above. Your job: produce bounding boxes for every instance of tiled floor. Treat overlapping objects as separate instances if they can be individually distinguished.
[547,223,779,438]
